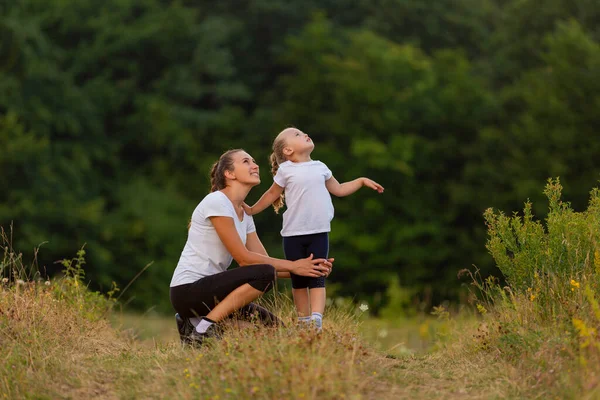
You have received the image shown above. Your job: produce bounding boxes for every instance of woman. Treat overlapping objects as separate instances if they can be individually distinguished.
[170,149,334,346]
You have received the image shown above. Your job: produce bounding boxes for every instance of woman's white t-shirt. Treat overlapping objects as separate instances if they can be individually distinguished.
[170,191,256,287]
[274,160,334,237]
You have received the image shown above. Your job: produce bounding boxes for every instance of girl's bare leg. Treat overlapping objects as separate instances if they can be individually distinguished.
[292,288,311,317]
[309,288,325,315]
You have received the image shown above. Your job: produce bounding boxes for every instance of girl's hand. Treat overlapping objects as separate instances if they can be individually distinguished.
[362,178,384,193]
[292,254,334,277]
[242,202,254,215]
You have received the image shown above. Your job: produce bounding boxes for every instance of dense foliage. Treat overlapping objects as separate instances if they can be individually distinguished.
[2,0,599,312]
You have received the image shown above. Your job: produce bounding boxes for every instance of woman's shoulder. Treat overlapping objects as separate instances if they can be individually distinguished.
[199,190,225,203]
[196,191,231,213]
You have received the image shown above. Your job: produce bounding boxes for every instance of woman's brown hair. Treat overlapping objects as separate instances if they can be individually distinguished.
[188,149,244,230]
[209,148,244,192]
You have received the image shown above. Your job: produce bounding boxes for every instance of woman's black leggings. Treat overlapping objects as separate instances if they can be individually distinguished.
[170,264,280,326]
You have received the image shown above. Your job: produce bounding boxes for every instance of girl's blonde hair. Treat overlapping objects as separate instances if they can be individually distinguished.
[188,149,244,230]
[270,129,293,213]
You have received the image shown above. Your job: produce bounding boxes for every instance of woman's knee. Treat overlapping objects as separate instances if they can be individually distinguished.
[257,263,276,279]
[248,264,275,292]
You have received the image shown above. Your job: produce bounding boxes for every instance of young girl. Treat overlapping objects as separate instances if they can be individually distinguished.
[243,127,384,330]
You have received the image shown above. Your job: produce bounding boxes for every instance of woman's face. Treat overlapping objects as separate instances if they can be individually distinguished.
[229,151,260,186]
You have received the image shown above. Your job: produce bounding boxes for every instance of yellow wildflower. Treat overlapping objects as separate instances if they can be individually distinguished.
[476,304,487,315]
[571,279,580,289]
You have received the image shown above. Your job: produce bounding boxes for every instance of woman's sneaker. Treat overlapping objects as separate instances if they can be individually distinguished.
[175,313,194,345]
[188,323,223,348]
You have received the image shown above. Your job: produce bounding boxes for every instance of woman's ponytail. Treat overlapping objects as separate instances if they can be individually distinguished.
[209,149,242,192]
[188,149,243,231]
[209,159,222,192]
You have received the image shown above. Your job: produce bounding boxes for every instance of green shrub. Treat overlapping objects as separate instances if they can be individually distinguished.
[484,178,599,294]
[477,178,600,391]
[53,247,119,320]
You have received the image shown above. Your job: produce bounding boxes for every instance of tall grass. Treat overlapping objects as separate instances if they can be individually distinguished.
[168,304,397,399]
[0,228,401,399]
[0,228,126,398]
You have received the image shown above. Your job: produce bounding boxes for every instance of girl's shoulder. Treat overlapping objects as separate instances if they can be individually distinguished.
[312,160,328,168]
[284,160,328,168]
[306,160,330,171]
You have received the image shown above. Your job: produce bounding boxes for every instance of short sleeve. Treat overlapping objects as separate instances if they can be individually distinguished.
[320,162,332,180]
[201,193,233,219]
[273,165,287,187]
[245,214,256,234]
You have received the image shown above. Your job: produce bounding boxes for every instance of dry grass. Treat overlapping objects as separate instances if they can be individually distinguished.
[2,277,599,399]
[0,281,128,398]
[2,222,598,399]
[0,278,401,399]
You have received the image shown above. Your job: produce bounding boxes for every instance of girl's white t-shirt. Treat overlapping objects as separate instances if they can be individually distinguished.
[274,160,334,237]
[170,191,256,287]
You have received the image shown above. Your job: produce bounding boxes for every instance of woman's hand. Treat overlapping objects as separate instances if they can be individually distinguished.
[321,258,334,277]
[291,254,334,277]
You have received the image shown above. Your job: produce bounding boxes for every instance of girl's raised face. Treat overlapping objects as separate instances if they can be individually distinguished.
[281,128,314,157]
[227,151,260,186]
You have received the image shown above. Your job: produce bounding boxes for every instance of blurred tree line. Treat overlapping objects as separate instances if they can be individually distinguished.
[1,0,599,313]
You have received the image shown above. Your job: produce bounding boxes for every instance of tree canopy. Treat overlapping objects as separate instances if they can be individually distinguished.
[2,0,599,312]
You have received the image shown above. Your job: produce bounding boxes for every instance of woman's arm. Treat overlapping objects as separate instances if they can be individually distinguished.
[326,176,384,197]
[211,216,330,277]
[242,183,284,215]
[246,231,290,279]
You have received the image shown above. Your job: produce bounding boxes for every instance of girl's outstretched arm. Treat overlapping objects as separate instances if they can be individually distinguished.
[326,176,384,197]
[242,182,284,215]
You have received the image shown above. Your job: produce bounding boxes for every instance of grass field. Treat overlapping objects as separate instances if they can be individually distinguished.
[3,277,596,400]
[4,181,599,398]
